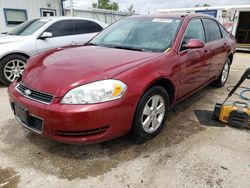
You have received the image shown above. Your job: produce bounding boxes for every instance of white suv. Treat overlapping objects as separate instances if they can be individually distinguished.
[0,17,107,85]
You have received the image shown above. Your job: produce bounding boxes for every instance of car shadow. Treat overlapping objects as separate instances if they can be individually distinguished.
[0,81,6,88]
[2,85,219,180]
[194,110,225,127]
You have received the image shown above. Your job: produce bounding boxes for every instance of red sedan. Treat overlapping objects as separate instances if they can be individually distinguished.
[8,13,236,144]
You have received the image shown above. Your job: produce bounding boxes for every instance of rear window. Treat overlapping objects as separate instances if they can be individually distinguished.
[202,19,222,42]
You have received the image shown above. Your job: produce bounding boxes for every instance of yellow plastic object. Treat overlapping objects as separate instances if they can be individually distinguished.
[219,103,250,124]
[219,104,237,123]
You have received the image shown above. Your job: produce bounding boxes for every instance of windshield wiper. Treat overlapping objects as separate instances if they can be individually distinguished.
[113,46,149,52]
[87,42,98,46]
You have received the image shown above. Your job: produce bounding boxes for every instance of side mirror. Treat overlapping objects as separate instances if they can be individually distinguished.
[38,32,52,40]
[183,39,205,49]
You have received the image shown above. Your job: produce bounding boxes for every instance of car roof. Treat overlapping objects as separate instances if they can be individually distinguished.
[37,16,108,26]
[38,16,95,21]
[128,13,216,20]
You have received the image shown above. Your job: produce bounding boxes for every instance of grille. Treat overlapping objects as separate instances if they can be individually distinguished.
[16,113,43,134]
[28,115,43,133]
[56,126,110,137]
[16,83,53,104]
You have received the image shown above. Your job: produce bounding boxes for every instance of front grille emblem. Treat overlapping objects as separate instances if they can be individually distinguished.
[24,89,32,96]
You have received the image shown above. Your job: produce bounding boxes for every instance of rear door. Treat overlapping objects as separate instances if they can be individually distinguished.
[202,18,228,80]
[177,18,211,98]
[72,20,104,45]
[35,20,75,53]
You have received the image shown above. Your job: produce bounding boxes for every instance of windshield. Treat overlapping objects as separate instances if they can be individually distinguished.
[90,17,182,52]
[7,19,50,36]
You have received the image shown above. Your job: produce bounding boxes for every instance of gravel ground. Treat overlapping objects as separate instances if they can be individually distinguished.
[0,53,249,188]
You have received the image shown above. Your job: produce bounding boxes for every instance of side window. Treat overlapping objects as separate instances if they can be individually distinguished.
[45,20,74,37]
[202,19,222,42]
[74,20,103,35]
[181,19,205,51]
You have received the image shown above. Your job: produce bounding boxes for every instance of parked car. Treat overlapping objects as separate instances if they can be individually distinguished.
[8,13,236,144]
[0,17,107,86]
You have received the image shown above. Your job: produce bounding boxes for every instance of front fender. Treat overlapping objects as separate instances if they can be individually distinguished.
[113,53,178,116]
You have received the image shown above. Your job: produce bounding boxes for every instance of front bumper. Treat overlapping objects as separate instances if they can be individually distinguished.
[8,81,136,144]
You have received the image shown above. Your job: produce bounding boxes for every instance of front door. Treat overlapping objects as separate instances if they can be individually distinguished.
[177,18,211,99]
[35,20,75,54]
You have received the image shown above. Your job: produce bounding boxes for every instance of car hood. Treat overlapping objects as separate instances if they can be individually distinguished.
[22,46,161,97]
[0,34,26,44]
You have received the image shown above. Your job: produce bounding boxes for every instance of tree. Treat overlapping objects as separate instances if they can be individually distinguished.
[127,4,135,14]
[92,0,119,11]
[203,4,210,7]
[195,4,210,7]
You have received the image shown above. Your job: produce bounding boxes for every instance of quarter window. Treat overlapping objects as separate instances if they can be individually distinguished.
[45,20,74,37]
[202,19,222,42]
[74,20,103,34]
[219,24,228,38]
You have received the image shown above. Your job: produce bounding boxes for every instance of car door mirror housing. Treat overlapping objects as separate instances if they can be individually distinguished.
[184,39,205,49]
[39,32,53,40]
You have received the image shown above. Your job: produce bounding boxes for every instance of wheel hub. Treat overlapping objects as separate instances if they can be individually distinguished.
[141,95,166,133]
[3,59,26,82]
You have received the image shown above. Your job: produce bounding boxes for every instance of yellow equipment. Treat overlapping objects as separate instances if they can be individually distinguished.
[214,68,250,128]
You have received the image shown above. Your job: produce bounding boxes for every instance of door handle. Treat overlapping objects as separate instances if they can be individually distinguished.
[204,50,210,54]
[223,43,227,49]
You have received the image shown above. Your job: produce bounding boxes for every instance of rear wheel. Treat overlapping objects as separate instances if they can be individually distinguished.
[211,58,230,87]
[0,54,27,86]
[131,86,169,143]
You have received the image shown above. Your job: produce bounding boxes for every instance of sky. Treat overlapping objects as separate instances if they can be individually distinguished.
[64,0,250,14]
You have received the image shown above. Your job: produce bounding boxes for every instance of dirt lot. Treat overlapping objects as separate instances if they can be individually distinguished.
[0,53,250,188]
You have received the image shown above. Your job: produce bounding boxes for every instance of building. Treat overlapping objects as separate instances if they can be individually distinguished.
[158,5,250,51]
[0,0,64,32]
[64,8,133,24]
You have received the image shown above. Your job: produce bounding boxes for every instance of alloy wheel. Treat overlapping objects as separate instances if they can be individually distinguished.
[141,95,165,133]
[3,59,26,82]
[221,62,229,84]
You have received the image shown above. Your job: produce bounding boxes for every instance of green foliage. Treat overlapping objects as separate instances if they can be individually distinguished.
[92,0,119,11]
[127,4,135,14]
[195,4,210,7]
[203,4,210,7]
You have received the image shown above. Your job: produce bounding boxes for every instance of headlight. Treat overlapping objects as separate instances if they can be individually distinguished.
[61,79,127,104]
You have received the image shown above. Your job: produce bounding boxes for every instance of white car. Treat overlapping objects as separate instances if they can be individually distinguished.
[0,17,107,85]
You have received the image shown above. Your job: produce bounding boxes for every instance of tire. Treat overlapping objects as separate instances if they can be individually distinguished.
[130,86,170,143]
[0,54,27,86]
[211,58,231,87]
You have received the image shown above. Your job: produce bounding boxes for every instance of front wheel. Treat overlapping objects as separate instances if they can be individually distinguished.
[131,86,169,143]
[0,54,27,86]
[211,58,230,87]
